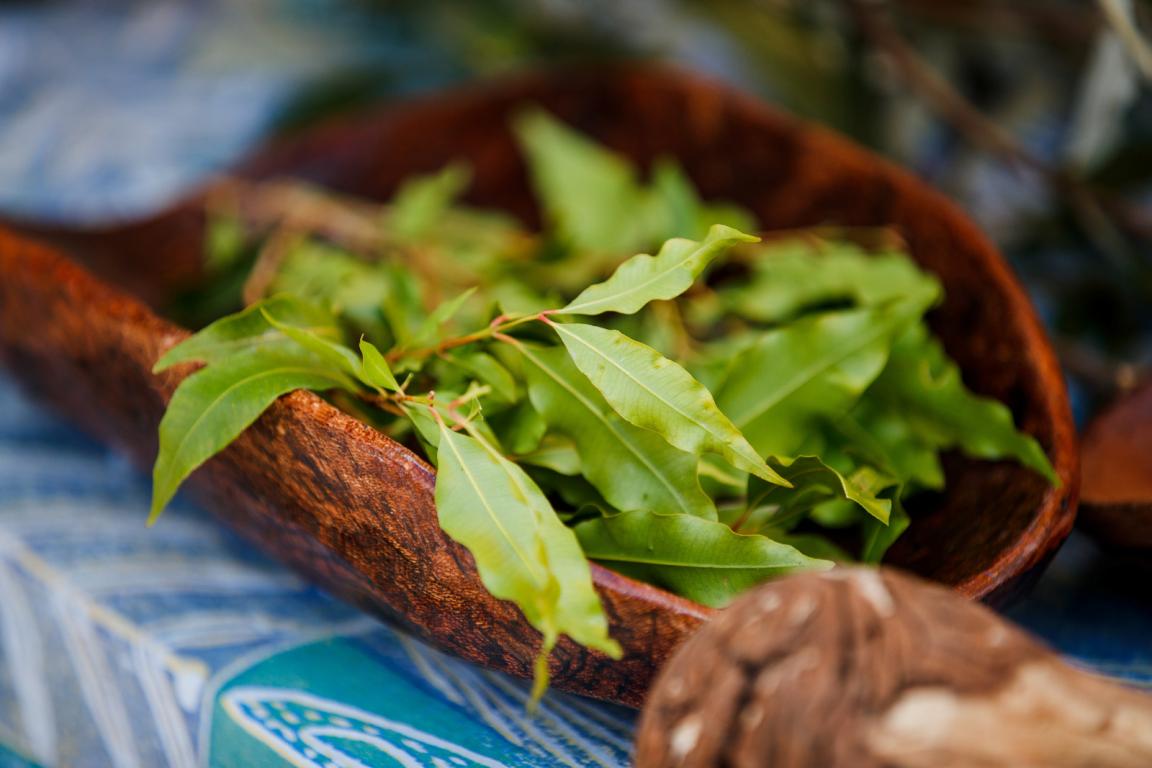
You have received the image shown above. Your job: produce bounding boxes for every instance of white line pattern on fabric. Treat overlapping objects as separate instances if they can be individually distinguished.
[52,589,143,768]
[133,640,200,768]
[0,560,56,765]
[222,687,509,768]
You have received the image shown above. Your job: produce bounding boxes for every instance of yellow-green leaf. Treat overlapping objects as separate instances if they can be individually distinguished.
[261,307,363,378]
[405,287,478,351]
[511,342,717,519]
[358,339,401,392]
[867,324,1058,484]
[388,163,471,242]
[433,422,620,694]
[560,225,758,316]
[716,305,919,458]
[151,348,356,521]
[747,455,893,525]
[573,511,831,608]
[154,295,335,372]
[553,322,789,487]
[723,237,942,324]
[514,109,653,255]
[515,434,581,476]
[513,110,752,259]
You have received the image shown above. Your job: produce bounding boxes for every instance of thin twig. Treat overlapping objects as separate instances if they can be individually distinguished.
[209,177,390,256]
[385,313,542,364]
[242,226,298,306]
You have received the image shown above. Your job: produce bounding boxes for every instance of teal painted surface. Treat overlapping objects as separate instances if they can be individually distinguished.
[0,744,40,768]
[208,637,619,767]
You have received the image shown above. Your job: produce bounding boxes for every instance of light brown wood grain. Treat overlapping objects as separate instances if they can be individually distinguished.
[636,568,1152,767]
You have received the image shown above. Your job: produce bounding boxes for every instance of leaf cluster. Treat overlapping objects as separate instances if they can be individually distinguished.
[151,110,1056,695]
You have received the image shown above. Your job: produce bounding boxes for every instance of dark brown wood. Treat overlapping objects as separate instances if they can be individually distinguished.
[635,568,1152,768]
[0,66,1077,707]
[1081,379,1152,551]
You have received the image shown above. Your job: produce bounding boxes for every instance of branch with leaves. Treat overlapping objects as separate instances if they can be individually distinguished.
[151,110,1056,697]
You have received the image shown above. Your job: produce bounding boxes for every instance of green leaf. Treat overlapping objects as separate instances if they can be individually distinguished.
[262,307,404,395]
[650,160,757,239]
[839,400,944,490]
[269,241,420,347]
[723,238,942,324]
[770,532,853,564]
[525,466,613,516]
[561,225,758,316]
[205,213,248,273]
[861,496,910,564]
[261,307,363,379]
[510,342,718,519]
[514,111,752,257]
[747,455,893,525]
[151,347,356,521]
[154,295,336,372]
[374,265,427,350]
[490,401,547,455]
[388,163,471,242]
[514,109,653,255]
[403,401,443,453]
[866,324,1058,484]
[573,511,831,608]
[432,422,620,693]
[358,339,400,392]
[552,322,789,486]
[384,162,522,279]
[651,161,705,240]
[439,351,518,405]
[716,304,922,458]
[405,287,479,350]
[515,434,581,475]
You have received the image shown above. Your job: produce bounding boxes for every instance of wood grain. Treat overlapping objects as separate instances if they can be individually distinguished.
[0,66,1077,707]
[635,569,1152,767]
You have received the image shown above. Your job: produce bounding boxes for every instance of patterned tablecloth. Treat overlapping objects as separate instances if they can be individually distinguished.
[1,2,1150,766]
[0,376,635,767]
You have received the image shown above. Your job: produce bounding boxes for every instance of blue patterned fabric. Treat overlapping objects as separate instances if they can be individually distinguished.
[1,2,1150,766]
[0,1,454,224]
[0,377,635,767]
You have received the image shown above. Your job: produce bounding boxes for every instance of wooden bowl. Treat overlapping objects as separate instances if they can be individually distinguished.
[1080,380,1152,552]
[0,67,1078,707]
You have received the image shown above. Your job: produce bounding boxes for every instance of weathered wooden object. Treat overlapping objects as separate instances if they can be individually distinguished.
[636,568,1152,767]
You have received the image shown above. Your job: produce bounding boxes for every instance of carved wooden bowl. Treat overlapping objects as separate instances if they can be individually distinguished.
[1081,380,1152,552]
[0,67,1078,707]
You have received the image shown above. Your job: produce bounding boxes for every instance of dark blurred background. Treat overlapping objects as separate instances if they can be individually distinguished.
[2,0,1150,424]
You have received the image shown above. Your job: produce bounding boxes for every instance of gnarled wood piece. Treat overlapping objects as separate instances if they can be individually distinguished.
[636,568,1152,767]
[0,66,1077,707]
[1081,379,1152,552]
